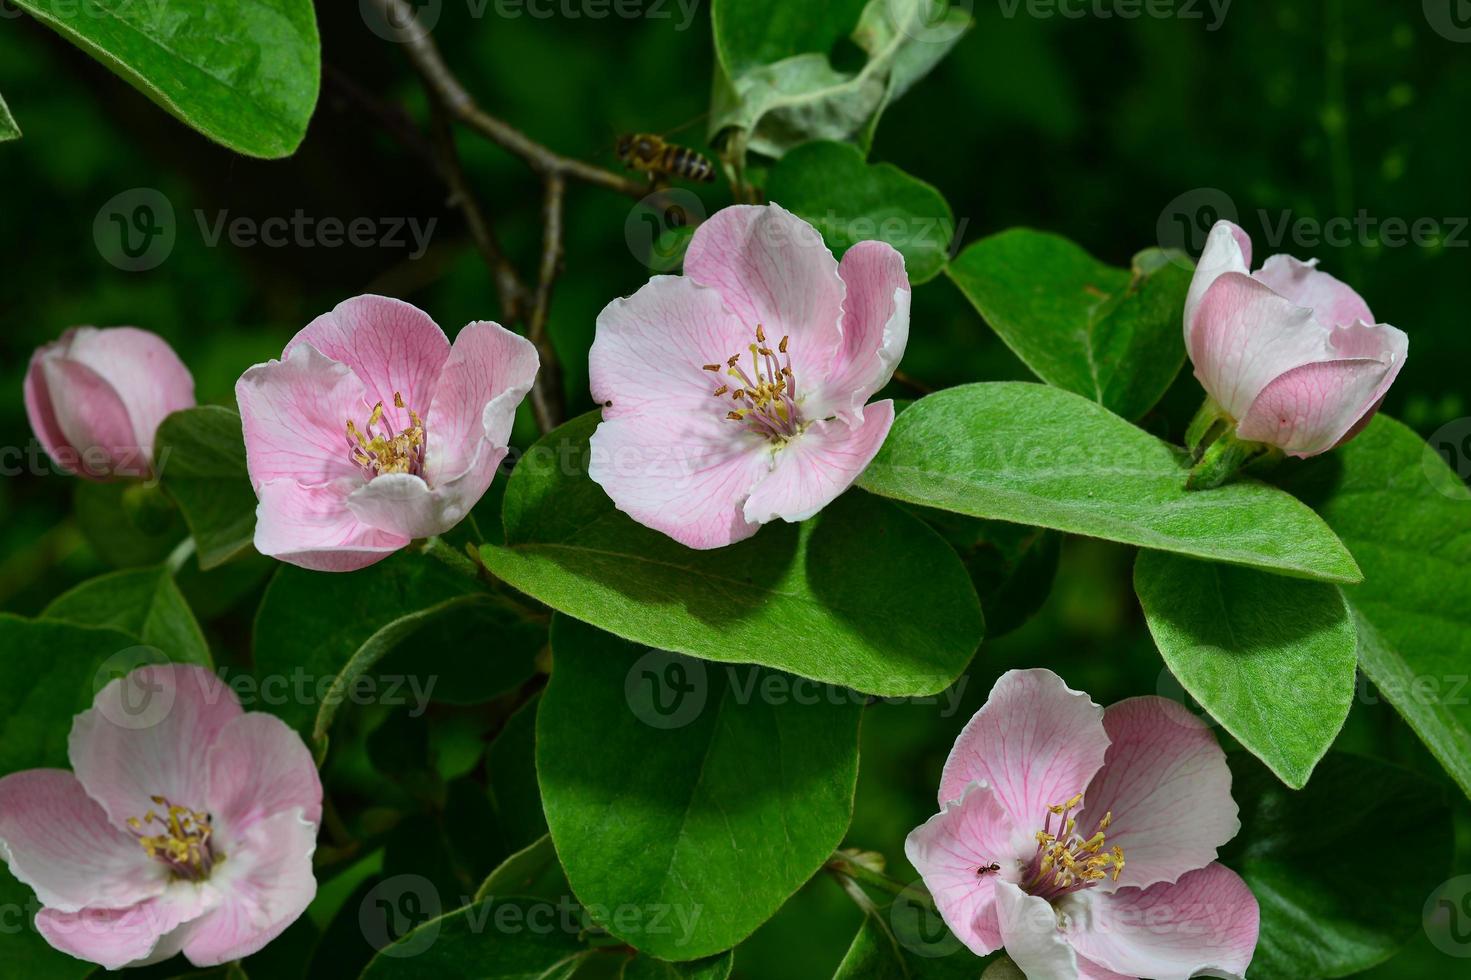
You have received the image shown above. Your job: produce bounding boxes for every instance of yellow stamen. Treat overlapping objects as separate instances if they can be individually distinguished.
[1026,796,1124,898]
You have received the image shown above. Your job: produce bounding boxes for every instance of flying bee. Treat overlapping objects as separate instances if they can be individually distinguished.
[976,863,1001,877]
[616,133,716,183]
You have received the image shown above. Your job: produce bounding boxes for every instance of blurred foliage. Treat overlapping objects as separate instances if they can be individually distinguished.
[1,1,1469,977]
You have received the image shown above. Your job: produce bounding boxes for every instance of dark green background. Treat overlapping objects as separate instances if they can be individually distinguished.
[1,1,1467,977]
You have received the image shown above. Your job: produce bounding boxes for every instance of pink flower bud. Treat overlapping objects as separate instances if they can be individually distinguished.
[1183,221,1408,458]
[24,327,195,480]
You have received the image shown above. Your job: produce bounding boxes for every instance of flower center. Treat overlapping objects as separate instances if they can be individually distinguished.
[705,324,803,442]
[347,392,426,478]
[1018,793,1123,902]
[126,796,220,881]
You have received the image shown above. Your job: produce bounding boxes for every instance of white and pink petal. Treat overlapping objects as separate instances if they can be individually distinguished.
[1075,697,1239,892]
[1063,863,1259,980]
[36,888,213,971]
[207,713,323,834]
[682,204,844,383]
[179,810,319,966]
[1253,255,1374,329]
[60,326,195,460]
[37,356,138,478]
[994,880,1078,980]
[69,665,243,833]
[939,669,1110,847]
[809,241,910,424]
[1183,220,1253,354]
[252,478,408,572]
[904,782,1021,956]
[587,411,771,550]
[426,320,538,485]
[589,275,754,421]
[1188,271,1327,419]
[287,295,451,419]
[0,769,164,913]
[236,343,370,487]
[1235,321,1408,457]
[741,400,894,526]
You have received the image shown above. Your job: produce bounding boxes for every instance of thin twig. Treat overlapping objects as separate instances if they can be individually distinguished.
[891,369,935,396]
[322,64,437,171]
[375,0,647,198]
[373,0,642,431]
[526,174,567,432]
[428,102,528,323]
[325,65,528,325]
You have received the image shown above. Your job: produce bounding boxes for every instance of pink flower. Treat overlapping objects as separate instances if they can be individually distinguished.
[24,327,195,480]
[0,664,322,970]
[906,669,1259,980]
[1183,220,1408,458]
[588,203,909,549]
[236,295,538,572]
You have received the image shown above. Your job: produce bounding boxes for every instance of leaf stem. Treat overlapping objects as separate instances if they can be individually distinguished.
[1186,428,1280,490]
[825,849,935,909]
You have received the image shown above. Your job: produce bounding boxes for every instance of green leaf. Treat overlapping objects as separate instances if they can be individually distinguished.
[73,479,184,568]
[833,911,990,979]
[711,0,868,72]
[480,412,983,698]
[359,896,589,979]
[1133,552,1357,788]
[43,566,212,667]
[1280,415,1471,799]
[947,230,1193,420]
[9,0,319,158]
[475,834,562,903]
[909,508,1059,640]
[710,0,968,158]
[0,92,20,141]
[538,617,861,960]
[767,141,955,284]
[1222,752,1454,978]
[252,551,535,752]
[488,696,550,853]
[858,383,1362,583]
[155,406,258,569]
[0,615,146,773]
[622,951,735,980]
